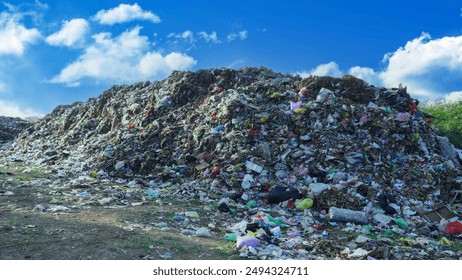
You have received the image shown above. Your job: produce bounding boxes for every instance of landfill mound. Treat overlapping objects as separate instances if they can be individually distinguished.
[0,116,31,146]
[4,67,462,259]
[9,67,461,198]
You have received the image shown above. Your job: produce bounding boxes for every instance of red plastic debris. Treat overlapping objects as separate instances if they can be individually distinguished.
[247,129,259,137]
[145,108,154,118]
[444,221,462,235]
[409,103,417,114]
[211,165,221,176]
[342,119,351,126]
[299,88,309,96]
[287,199,295,208]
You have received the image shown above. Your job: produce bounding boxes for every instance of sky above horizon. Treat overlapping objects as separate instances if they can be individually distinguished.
[0,0,461,117]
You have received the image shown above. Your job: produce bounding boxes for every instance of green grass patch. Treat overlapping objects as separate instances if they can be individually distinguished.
[21,228,39,245]
[84,236,101,247]
[448,240,462,252]
[0,165,50,181]
[128,234,155,252]
[188,197,203,206]
[423,102,462,148]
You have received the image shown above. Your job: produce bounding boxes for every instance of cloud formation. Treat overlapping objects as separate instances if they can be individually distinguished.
[46,18,89,47]
[0,99,43,118]
[298,61,342,77]
[226,30,247,42]
[138,52,197,76]
[93,3,160,25]
[348,66,381,86]
[302,33,462,103]
[168,30,195,43]
[443,91,462,104]
[379,33,462,100]
[0,8,41,56]
[49,27,196,86]
[198,31,219,43]
[168,30,223,44]
[167,30,248,45]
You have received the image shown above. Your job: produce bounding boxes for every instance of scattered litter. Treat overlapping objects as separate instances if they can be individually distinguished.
[1,68,462,260]
[195,227,212,238]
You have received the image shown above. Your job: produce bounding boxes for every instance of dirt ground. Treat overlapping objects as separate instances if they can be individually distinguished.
[0,166,238,260]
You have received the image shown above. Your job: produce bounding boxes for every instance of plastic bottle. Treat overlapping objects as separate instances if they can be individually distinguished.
[146,188,159,198]
[329,207,368,225]
[241,174,254,189]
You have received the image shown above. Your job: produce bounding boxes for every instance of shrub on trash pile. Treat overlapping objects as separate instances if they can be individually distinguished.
[423,102,462,149]
[7,67,462,206]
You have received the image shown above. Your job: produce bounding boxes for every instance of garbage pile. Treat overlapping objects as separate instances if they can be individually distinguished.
[5,67,462,259]
[0,116,31,147]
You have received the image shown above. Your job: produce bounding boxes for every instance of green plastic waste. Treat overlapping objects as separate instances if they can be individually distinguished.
[266,214,286,226]
[385,229,394,236]
[145,188,158,198]
[295,198,313,210]
[224,233,237,241]
[246,200,257,208]
[362,225,373,231]
[395,218,409,230]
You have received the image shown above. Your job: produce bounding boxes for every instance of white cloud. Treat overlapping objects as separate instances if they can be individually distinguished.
[169,30,223,44]
[168,30,195,43]
[443,91,462,104]
[296,71,311,78]
[379,33,462,99]
[49,27,196,86]
[93,3,160,25]
[168,30,249,45]
[348,66,382,86]
[46,18,89,47]
[310,61,342,77]
[0,9,41,56]
[3,1,48,25]
[300,33,462,103]
[138,52,197,76]
[298,64,381,87]
[198,31,220,43]
[226,30,247,42]
[0,99,43,118]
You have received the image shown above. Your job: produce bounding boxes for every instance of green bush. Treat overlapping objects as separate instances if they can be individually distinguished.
[423,102,462,149]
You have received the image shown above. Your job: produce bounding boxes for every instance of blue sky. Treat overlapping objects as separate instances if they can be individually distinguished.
[0,0,461,117]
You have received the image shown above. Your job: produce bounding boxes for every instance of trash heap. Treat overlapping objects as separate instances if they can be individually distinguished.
[6,67,462,259]
[0,116,31,147]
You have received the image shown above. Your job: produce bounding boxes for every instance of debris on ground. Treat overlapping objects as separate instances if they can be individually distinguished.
[1,67,462,259]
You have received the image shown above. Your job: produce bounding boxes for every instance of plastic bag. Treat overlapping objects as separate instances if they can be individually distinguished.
[444,221,462,235]
[267,185,302,204]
